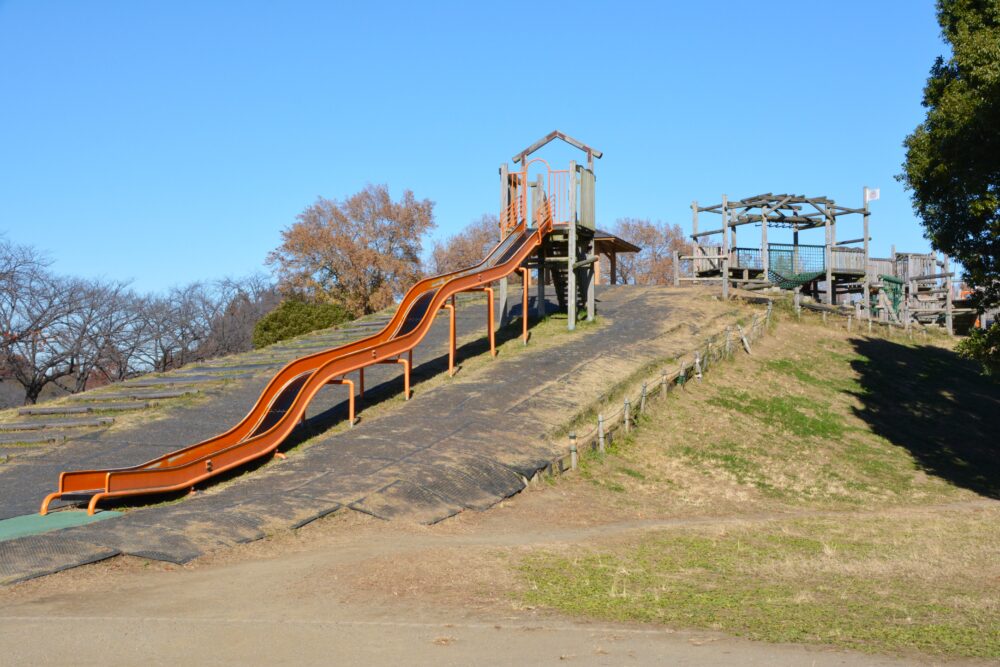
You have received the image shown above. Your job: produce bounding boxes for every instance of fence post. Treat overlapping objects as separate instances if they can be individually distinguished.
[822,311,828,325]
[569,432,578,470]
[868,318,872,335]
[660,370,668,398]
[694,352,703,380]
[725,327,732,357]
[766,300,773,325]
[640,382,647,413]
[598,414,606,453]
[737,325,752,354]
[847,315,852,332]
[678,362,686,388]
[623,398,631,433]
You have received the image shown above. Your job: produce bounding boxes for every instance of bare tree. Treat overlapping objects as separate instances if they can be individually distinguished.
[197,274,279,357]
[431,214,499,275]
[0,262,82,403]
[608,218,688,286]
[1,237,280,404]
[61,279,136,393]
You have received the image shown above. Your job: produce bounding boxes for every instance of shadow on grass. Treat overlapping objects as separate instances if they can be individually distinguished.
[849,337,1000,498]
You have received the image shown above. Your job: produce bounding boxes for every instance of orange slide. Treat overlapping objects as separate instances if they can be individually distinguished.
[41,203,551,515]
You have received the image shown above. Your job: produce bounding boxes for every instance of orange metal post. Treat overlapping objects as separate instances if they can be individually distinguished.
[358,367,364,398]
[326,377,356,425]
[441,300,456,376]
[461,286,496,357]
[519,267,530,344]
[374,357,410,400]
[484,287,495,356]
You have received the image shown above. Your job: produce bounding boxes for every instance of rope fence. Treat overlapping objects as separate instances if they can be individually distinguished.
[531,299,775,482]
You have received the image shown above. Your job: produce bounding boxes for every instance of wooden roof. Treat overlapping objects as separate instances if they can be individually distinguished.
[594,228,641,253]
[512,130,603,164]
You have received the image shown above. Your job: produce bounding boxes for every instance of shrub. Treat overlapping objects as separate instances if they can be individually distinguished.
[251,299,350,348]
[955,322,1000,377]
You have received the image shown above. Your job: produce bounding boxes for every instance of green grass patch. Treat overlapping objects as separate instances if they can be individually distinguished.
[517,512,1000,658]
[708,391,846,439]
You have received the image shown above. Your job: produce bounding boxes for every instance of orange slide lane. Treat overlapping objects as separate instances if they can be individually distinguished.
[41,203,551,515]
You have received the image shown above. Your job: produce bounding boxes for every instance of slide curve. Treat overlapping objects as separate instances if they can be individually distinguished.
[41,208,550,515]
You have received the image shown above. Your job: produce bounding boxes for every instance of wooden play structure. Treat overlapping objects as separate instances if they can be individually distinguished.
[672,190,972,333]
[497,131,638,330]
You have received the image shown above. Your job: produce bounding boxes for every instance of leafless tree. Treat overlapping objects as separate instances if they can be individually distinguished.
[0,242,83,403]
[431,214,499,275]
[1,238,280,404]
[608,218,688,286]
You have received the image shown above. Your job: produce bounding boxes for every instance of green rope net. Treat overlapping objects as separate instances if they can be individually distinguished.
[765,244,826,289]
[767,269,826,289]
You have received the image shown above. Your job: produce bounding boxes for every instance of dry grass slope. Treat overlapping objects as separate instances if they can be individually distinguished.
[511,310,1000,658]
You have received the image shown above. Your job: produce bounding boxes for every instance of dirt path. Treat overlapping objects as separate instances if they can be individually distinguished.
[1,493,993,666]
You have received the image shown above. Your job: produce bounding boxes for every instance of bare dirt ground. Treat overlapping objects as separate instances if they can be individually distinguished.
[1,309,994,666]
[1,490,992,665]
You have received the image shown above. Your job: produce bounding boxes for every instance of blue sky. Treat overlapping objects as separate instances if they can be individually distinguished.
[0,1,945,292]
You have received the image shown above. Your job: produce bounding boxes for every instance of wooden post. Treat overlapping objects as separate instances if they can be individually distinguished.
[586,236,596,322]
[691,200,700,275]
[609,252,617,285]
[536,244,545,319]
[721,194,730,299]
[824,202,833,305]
[568,161,578,331]
[793,228,800,273]
[943,253,954,335]
[598,414,606,453]
[863,186,871,324]
[569,433,578,470]
[672,250,680,286]
[623,398,631,433]
[761,202,769,278]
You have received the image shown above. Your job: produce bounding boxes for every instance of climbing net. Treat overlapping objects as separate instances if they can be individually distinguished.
[766,243,825,288]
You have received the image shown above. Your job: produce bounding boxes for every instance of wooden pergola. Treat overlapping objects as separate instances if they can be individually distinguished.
[688,191,872,305]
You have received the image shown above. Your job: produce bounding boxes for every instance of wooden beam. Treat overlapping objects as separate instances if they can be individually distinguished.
[512,130,603,164]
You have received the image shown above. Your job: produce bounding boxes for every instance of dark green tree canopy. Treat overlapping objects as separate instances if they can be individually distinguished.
[900,0,1000,308]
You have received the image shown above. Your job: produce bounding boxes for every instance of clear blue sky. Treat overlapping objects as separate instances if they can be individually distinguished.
[0,1,946,293]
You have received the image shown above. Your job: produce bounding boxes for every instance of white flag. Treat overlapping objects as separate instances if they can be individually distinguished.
[865,188,880,202]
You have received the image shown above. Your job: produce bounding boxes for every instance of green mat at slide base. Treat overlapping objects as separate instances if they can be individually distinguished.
[0,510,120,542]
